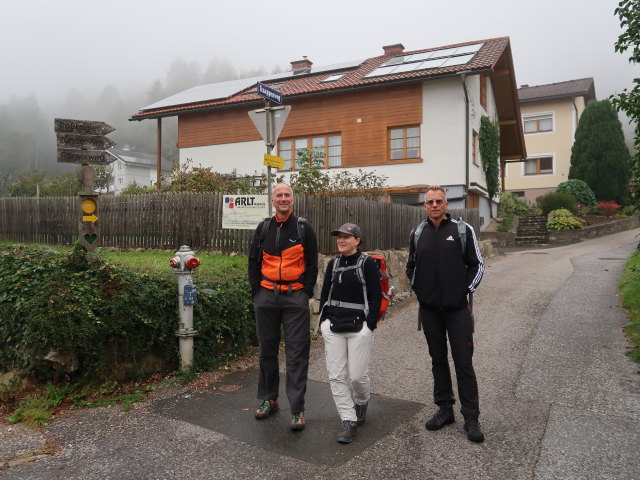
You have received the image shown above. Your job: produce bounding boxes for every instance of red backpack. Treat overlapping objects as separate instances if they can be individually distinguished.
[369,254,394,320]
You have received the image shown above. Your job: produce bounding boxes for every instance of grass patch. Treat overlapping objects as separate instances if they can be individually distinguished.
[99,249,248,284]
[6,375,181,428]
[619,249,640,363]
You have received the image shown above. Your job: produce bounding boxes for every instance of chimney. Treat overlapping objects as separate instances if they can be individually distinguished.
[383,43,405,55]
[291,56,312,74]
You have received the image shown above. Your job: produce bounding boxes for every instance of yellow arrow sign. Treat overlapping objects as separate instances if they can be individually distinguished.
[264,153,285,169]
[82,214,99,223]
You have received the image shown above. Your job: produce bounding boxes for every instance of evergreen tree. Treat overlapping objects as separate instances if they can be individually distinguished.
[569,100,631,203]
[611,0,640,203]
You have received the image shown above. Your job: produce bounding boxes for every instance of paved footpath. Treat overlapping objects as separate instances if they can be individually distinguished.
[2,228,639,480]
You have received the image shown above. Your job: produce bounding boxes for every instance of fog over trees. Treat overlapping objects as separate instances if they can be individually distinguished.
[0,56,281,195]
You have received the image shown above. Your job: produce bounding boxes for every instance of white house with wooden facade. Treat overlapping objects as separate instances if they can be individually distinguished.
[131,37,526,229]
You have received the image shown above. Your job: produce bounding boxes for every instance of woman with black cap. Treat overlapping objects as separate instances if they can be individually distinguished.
[319,223,382,444]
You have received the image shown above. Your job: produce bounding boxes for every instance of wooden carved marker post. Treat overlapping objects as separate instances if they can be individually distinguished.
[54,118,116,251]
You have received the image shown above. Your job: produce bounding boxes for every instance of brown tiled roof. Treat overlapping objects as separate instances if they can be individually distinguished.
[518,78,596,103]
[131,37,510,120]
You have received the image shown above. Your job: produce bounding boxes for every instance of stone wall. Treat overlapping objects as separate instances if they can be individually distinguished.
[548,217,639,244]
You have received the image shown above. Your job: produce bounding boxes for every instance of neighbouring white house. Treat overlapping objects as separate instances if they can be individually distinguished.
[108,148,172,194]
[130,37,526,229]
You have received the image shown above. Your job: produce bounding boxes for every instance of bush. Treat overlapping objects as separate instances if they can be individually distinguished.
[498,192,528,217]
[622,205,638,216]
[547,209,584,230]
[597,200,622,216]
[0,244,255,383]
[549,208,575,218]
[537,192,578,215]
[120,182,155,195]
[556,179,596,206]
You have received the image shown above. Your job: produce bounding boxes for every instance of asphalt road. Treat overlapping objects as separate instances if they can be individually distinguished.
[2,228,639,480]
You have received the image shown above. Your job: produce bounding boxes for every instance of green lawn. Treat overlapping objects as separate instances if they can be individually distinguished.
[620,249,640,363]
[101,249,248,284]
[0,242,248,285]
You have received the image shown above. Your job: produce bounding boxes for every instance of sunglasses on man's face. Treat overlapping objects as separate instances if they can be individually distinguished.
[425,199,445,206]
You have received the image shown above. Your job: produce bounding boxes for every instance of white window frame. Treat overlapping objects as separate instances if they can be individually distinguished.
[522,111,554,135]
[522,153,555,176]
[277,134,342,170]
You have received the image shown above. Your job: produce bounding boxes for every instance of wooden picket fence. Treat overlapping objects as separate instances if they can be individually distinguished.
[0,193,479,255]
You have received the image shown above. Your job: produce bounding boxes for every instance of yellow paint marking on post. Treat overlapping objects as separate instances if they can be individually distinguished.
[81,198,96,213]
[264,154,285,169]
[81,198,98,222]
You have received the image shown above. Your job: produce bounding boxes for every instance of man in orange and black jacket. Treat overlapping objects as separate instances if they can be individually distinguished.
[248,183,318,431]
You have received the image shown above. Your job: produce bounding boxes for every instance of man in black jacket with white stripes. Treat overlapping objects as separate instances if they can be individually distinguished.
[406,185,485,443]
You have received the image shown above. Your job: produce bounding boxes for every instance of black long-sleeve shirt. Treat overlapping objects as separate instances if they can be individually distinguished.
[320,251,383,331]
[406,215,484,311]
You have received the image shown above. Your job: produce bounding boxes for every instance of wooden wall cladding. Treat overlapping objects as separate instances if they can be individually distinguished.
[178,83,422,167]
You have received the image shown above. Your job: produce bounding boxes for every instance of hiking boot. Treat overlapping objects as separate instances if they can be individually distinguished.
[425,402,455,431]
[290,411,305,431]
[464,418,485,443]
[337,420,357,444]
[355,402,368,426]
[255,400,278,419]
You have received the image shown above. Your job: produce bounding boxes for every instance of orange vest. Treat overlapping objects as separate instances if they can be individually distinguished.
[260,243,305,293]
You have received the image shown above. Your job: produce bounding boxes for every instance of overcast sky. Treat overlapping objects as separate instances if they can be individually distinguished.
[1,0,638,119]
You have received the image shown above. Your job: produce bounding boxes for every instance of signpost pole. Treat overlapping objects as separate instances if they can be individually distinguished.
[265,99,273,217]
[157,118,162,191]
[247,84,288,219]
[54,118,116,252]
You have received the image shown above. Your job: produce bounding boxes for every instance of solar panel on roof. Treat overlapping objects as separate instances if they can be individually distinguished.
[390,61,423,74]
[441,53,476,67]
[381,55,409,67]
[140,59,365,111]
[364,43,484,78]
[454,43,483,55]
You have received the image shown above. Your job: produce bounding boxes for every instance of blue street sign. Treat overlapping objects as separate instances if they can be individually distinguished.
[256,82,283,104]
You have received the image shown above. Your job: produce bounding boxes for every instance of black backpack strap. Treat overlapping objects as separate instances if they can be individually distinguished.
[456,217,467,256]
[257,217,271,249]
[297,216,307,247]
[355,253,369,318]
[256,217,271,263]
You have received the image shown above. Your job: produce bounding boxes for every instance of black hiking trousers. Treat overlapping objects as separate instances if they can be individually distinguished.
[254,288,311,414]
[419,305,480,419]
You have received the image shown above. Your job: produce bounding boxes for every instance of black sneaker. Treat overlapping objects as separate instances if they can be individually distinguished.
[337,420,357,444]
[425,403,455,431]
[355,402,368,426]
[464,418,485,443]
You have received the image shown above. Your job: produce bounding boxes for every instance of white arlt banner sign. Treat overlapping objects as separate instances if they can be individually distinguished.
[221,195,269,230]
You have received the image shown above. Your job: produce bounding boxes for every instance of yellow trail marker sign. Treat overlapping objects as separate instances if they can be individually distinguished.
[264,153,285,169]
[81,198,99,223]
